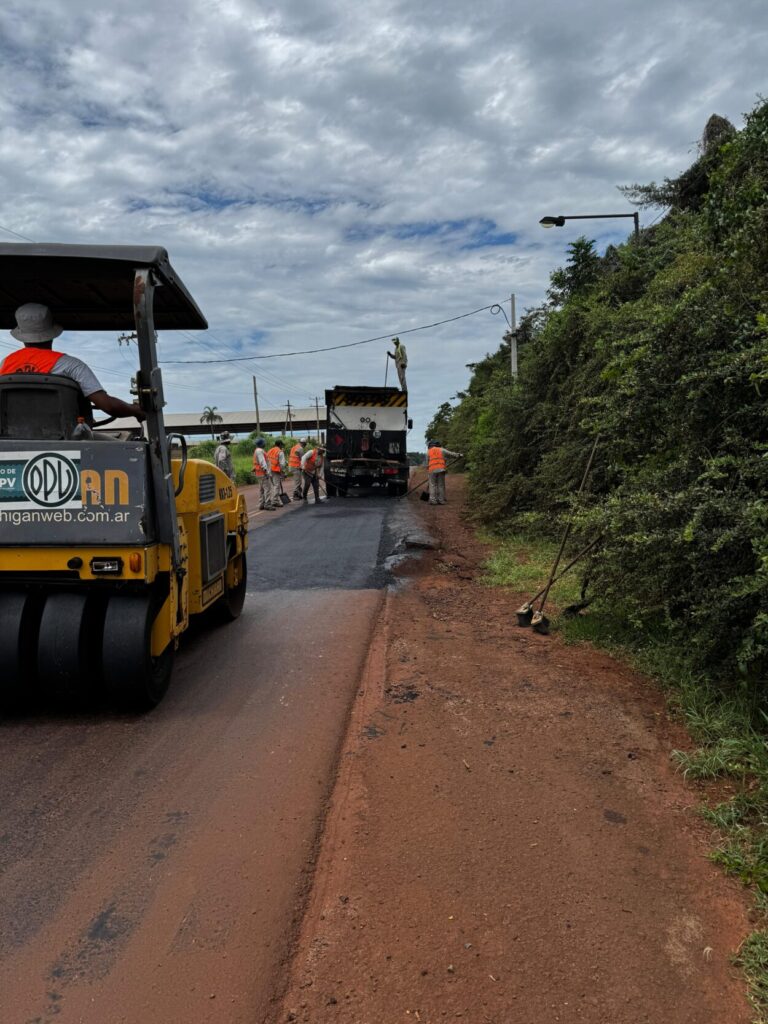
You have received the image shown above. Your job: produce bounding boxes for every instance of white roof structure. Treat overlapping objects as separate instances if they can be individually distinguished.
[109,407,325,436]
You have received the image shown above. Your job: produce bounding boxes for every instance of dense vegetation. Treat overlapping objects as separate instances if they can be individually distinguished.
[429,104,768,994]
[428,100,767,697]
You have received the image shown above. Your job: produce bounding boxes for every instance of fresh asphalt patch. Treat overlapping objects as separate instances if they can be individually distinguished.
[246,496,420,592]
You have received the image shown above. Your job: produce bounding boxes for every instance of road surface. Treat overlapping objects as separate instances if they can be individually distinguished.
[0,491,414,1024]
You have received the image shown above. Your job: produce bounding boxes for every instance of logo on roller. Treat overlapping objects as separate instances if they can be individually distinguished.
[22,453,80,508]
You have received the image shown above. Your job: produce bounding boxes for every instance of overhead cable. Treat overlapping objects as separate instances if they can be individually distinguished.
[161,303,498,364]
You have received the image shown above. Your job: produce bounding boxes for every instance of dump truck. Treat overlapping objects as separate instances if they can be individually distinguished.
[324,385,412,496]
[0,244,248,709]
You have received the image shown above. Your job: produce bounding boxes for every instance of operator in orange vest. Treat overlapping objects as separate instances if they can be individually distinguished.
[1,303,145,421]
[288,437,308,501]
[426,439,462,505]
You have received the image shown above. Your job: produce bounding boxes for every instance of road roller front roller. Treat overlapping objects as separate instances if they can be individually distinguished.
[0,244,249,710]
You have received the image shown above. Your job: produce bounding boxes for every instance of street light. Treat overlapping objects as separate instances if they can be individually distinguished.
[539,212,640,240]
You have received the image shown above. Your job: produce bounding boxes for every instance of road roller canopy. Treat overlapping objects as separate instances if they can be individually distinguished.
[0,243,208,331]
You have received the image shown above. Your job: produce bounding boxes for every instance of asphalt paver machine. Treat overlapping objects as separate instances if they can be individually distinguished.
[0,244,248,708]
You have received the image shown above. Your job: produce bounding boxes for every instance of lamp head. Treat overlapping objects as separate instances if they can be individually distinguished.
[539,215,566,228]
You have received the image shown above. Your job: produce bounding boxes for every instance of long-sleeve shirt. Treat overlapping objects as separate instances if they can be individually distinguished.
[214,444,234,479]
[429,448,460,472]
[301,450,325,475]
[253,448,271,475]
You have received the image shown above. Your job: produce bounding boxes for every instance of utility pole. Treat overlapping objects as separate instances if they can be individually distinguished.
[286,400,293,437]
[510,293,518,377]
[315,396,321,441]
[252,375,260,436]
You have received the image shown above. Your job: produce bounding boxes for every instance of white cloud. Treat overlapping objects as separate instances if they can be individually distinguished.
[0,0,765,440]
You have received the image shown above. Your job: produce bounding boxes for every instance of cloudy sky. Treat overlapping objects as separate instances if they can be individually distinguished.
[0,0,765,442]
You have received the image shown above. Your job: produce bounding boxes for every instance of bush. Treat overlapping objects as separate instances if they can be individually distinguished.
[427,99,768,697]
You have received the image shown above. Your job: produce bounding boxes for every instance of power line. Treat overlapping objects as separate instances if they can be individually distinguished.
[0,223,36,242]
[161,303,498,364]
[173,327,321,398]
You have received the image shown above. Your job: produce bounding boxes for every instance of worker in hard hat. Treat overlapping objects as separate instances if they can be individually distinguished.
[426,440,462,505]
[214,431,235,480]
[387,337,407,390]
[0,302,145,421]
[252,438,273,510]
[289,437,309,501]
[300,445,326,503]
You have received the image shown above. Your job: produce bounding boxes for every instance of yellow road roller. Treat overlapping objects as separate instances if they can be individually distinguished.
[0,244,248,708]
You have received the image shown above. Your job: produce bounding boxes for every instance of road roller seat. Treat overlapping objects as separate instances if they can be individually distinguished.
[0,372,93,440]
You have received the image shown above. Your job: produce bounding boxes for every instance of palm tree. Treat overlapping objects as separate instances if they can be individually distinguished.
[200,405,223,439]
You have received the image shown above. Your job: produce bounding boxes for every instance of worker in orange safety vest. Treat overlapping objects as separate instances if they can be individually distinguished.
[288,437,308,501]
[252,438,275,510]
[266,440,287,508]
[300,445,326,503]
[426,440,462,505]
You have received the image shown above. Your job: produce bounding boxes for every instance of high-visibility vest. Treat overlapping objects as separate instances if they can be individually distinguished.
[428,447,446,472]
[0,347,64,375]
[303,450,320,474]
[267,446,282,474]
[289,443,303,468]
[252,450,268,477]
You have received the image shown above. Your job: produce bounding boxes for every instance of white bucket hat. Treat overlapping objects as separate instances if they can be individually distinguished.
[11,303,63,343]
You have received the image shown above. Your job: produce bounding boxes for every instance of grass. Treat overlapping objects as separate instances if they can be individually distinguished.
[483,528,768,1020]
[480,532,583,609]
[738,932,768,1021]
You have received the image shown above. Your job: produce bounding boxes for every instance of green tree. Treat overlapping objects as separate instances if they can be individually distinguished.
[546,237,601,306]
[200,405,223,439]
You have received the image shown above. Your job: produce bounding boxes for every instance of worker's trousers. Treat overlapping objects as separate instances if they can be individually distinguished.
[428,471,446,505]
[292,468,303,499]
[303,472,320,503]
[265,475,282,508]
[396,364,407,390]
[257,476,270,509]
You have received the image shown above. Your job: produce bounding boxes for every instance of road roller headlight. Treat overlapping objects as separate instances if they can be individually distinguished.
[90,557,124,575]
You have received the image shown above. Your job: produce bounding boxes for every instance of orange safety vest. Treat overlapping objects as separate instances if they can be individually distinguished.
[289,443,303,469]
[303,450,320,474]
[0,347,64,375]
[252,450,268,477]
[428,447,446,472]
[267,446,282,474]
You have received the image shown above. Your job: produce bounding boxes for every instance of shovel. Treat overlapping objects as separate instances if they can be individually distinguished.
[516,436,601,633]
[515,536,602,627]
[278,479,291,506]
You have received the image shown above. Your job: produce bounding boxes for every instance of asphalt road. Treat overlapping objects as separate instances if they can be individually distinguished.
[0,491,414,1024]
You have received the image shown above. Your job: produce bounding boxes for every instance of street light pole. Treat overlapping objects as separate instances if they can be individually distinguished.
[540,212,640,241]
[252,375,260,436]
